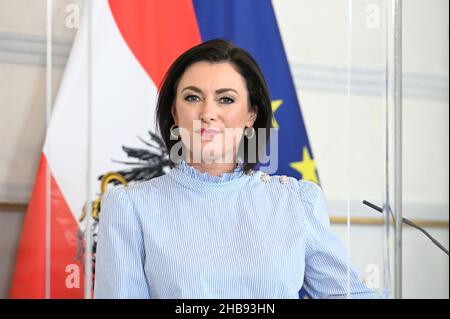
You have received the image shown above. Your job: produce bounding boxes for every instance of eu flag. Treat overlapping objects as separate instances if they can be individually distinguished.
[193,0,319,298]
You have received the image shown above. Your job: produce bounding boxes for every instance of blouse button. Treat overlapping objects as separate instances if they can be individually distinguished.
[260,173,271,183]
[279,175,289,185]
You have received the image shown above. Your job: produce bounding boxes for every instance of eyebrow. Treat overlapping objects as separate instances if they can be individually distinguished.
[181,86,239,96]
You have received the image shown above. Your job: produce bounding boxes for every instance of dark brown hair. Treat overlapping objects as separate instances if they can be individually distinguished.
[156,38,273,172]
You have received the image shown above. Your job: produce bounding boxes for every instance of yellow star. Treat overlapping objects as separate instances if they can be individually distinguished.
[271,99,283,128]
[290,147,319,184]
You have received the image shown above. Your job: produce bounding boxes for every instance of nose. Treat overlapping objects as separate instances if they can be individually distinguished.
[199,98,218,122]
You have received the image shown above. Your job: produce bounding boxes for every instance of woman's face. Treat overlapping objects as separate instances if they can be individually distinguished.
[171,61,257,164]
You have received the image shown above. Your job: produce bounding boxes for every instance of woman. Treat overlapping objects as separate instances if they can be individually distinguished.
[94,39,378,299]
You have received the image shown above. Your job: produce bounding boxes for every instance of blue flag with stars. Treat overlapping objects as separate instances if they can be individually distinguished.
[193,0,318,184]
[193,0,319,298]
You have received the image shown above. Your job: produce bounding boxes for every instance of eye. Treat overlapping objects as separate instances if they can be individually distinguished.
[184,95,201,102]
[219,97,235,104]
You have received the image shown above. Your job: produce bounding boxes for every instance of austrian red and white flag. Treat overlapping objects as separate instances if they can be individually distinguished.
[10,0,201,298]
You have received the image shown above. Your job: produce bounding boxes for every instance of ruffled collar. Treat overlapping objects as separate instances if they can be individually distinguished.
[168,158,252,193]
[175,158,245,182]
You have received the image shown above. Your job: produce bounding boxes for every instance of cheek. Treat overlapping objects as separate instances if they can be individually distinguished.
[175,103,196,126]
[222,108,248,128]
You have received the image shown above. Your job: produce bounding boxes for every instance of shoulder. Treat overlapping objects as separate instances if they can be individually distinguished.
[247,170,321,209]
[103,172,172,198]
[100,174,173,217]
[250,170,322,198]
[296,179,323,204]
[295,180,329,228]
[99,179,159,224]
[248,170,295,189]
[251,171,326,214]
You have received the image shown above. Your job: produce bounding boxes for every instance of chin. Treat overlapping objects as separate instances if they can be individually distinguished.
[188,141,234,163]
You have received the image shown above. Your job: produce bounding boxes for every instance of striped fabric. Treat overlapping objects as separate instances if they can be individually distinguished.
[94,160,379,299]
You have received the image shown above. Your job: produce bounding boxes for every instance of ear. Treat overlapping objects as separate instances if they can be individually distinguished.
[246,108,258,127]
[171,105,178,124]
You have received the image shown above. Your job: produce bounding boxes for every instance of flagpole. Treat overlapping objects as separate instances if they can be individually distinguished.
[84,0,93,299]
[384,0,403,299]
[392,0,403,299]
[45,0,53,300]
[346,0,353,300]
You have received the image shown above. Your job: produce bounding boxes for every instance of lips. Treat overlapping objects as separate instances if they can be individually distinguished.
[198,128,221,138]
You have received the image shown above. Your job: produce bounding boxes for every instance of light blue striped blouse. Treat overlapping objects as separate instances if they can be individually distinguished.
[93,159,379,299]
